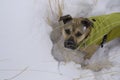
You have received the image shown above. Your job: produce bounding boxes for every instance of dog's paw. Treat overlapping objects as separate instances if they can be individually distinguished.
[84,61,113,72]
[85,64,103,71]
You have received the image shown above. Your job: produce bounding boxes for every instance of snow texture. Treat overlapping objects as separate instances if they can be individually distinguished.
[0,0,120,80]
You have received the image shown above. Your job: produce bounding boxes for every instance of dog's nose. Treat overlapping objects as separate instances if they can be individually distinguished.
[64,38,76,50]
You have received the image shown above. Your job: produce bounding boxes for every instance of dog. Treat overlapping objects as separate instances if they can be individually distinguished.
[50,12,120,71]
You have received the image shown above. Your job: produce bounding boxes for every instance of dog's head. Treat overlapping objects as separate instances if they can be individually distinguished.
[59,15,93,50]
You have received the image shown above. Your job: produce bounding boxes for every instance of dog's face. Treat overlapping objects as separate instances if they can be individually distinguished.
[59,15,93,50]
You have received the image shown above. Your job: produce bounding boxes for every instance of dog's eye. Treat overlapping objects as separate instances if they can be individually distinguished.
[65,29,71,34]
[75,32,82,37]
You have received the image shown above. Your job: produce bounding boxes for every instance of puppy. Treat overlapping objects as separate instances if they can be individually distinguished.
[50,13,120,71]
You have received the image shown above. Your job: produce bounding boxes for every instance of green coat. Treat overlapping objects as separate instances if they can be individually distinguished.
[79,13,120,49]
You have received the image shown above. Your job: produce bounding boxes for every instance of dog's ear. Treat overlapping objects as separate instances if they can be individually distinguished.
[59,15,72,24]
[81,18,93,28]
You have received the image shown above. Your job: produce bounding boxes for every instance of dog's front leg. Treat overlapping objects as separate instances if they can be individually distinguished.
[83,44,99,59]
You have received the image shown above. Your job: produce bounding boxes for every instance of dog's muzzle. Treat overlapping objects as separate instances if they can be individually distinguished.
[64,38,76,50]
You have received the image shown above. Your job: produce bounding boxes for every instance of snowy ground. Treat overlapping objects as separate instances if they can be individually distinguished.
[0,0,120,80]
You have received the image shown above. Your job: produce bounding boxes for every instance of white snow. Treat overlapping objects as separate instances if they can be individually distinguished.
[0,0,120,80]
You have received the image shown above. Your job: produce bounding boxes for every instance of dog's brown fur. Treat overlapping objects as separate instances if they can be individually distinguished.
[60,15,98,59]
